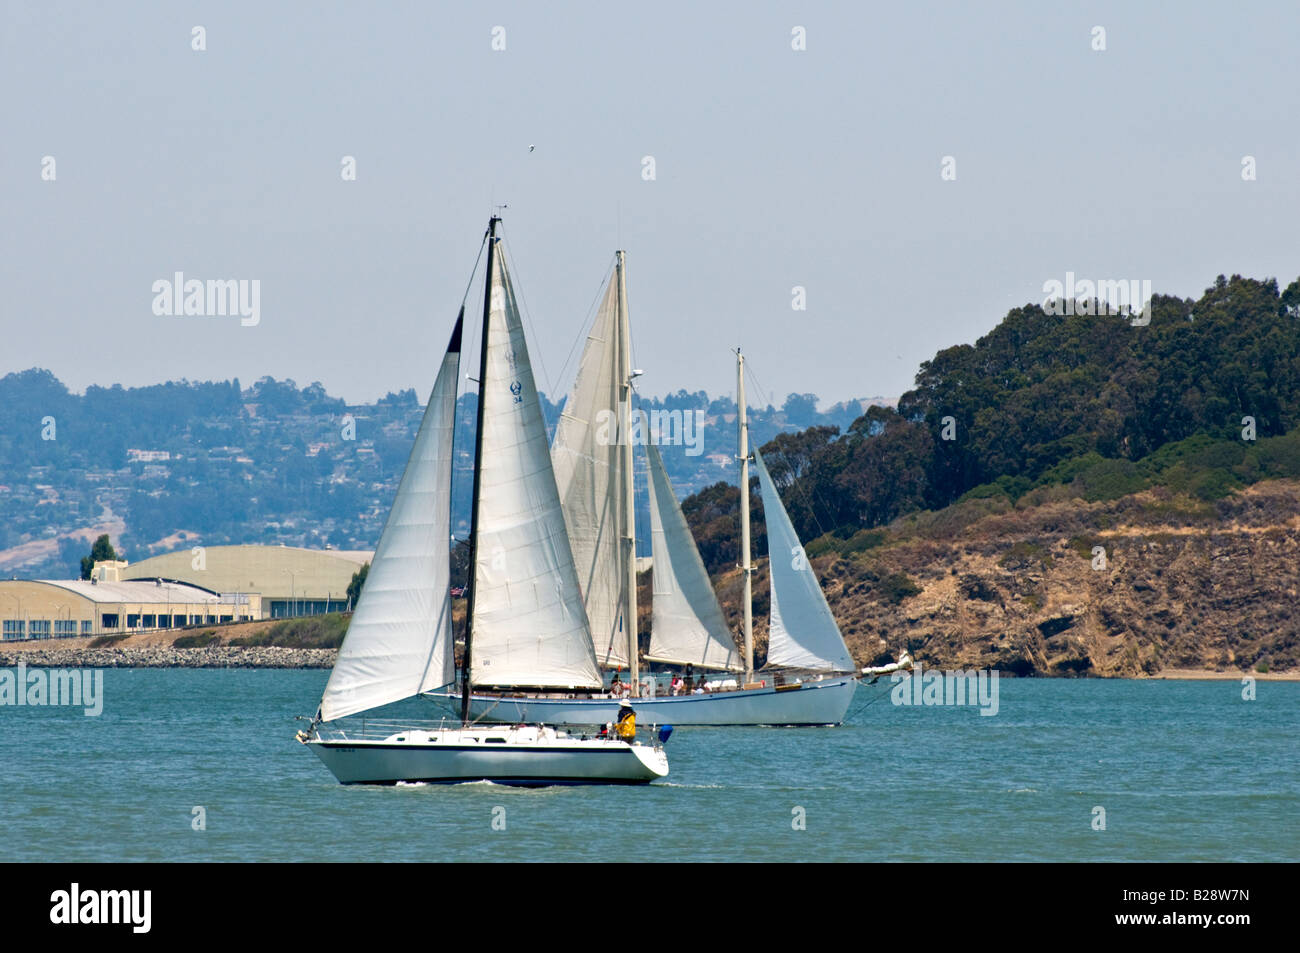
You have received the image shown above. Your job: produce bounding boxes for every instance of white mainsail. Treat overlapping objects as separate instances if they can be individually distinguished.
[469,242,603,689]
[317,314,463,722]
[550,271,630,668]
[645,441,741,671]
[753,448,856,673]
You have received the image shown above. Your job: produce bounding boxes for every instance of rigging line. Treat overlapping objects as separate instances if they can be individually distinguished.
[497,225,553,398]
[554,254,618,398]
[844,681,896,722]
[743,359,834,542]
[623,255,640,378]
[628,379,649,552]
[460,229,490,311]
[456,231,491,393]
[452,235,491,516]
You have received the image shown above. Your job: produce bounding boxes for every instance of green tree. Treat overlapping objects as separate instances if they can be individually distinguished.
[346,562,369,607]
[80,534,117,580]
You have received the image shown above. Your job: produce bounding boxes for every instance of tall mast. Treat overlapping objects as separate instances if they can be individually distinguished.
[618,250,640,696]
[737,349,754,683]
[461,215,500,723]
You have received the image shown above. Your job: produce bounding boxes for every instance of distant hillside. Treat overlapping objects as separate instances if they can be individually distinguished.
[689,273,1300,559]
[679,272,1300,674]
[0,367,882,577]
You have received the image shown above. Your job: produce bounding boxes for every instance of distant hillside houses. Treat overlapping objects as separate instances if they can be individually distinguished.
[0,367,888,577]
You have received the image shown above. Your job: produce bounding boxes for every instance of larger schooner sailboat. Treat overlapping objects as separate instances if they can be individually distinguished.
[431,253,910,726]
[299,217,668,785]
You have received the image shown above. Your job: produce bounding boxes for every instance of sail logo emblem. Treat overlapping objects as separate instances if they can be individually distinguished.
[509,380,523,403]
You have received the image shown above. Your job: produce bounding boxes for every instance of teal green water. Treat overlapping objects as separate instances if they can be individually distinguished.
[1,669,1295,861]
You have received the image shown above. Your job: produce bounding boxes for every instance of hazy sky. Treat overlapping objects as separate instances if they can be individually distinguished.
[3,1,1297,409]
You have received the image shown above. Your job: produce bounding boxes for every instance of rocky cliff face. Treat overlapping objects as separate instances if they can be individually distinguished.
[705,479,1300,676]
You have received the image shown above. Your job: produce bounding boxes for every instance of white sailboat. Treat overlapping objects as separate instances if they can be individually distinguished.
[299,217,668,785]
[432,255,910,726]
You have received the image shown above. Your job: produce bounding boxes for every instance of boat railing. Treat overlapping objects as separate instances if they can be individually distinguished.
[313,718,461,742]
[311,717,663,746]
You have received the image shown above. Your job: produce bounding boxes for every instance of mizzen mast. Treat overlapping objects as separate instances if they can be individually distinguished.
[617,250,640,696]
[737,349,754,684]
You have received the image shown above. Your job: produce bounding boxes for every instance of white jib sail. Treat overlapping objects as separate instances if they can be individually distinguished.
[318,314,463,722]
[753,448,856,673]
[550,271,630,668]
[646,441,741,671]
[469,242,603,689]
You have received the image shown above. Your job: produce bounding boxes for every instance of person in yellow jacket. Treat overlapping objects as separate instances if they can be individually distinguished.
[614,701,636,742]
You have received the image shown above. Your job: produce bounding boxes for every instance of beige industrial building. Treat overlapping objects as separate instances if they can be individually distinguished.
[0,576,260,641]
[0,545,370,641]
[123,545,372,619]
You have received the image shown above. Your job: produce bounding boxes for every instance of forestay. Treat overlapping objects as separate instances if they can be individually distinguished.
[753,448,856,673]
[317,315,463,722]
[646,441,741,671]
[469,243,603,689]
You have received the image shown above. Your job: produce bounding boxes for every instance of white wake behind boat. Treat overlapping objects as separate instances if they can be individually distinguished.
[300,216,668,785]
[427,255,911,726]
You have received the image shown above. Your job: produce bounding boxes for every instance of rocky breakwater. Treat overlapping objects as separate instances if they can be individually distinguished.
[0,645,337,669]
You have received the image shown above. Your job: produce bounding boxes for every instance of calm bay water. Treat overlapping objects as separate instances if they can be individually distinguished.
[1,669,1295,862]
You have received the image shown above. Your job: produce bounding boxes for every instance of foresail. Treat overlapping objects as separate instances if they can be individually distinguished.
[469,243,603,689]
[318,314,462,722]
[754,448,856,672]
[550,272,630,668]
[646,442,741,671]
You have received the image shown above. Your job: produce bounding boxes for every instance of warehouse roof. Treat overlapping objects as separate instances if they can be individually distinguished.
[33,579,224,605]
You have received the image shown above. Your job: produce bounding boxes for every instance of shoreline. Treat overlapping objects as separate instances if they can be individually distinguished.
[1148,667,1297,681]
[0,643,1293,679]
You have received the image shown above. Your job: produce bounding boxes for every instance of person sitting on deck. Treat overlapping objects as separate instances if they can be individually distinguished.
[609,673,623,697]
[614,702,636,742]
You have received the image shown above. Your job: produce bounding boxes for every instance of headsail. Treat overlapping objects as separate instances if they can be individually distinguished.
[469,242,603,689]
[550,271,631,668]
[318,313,463,722]
[645,442,741,671]
[753,448,855,673]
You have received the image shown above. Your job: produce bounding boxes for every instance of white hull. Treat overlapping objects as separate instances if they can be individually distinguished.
[428,674,861,726]
[304,725,668,786]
